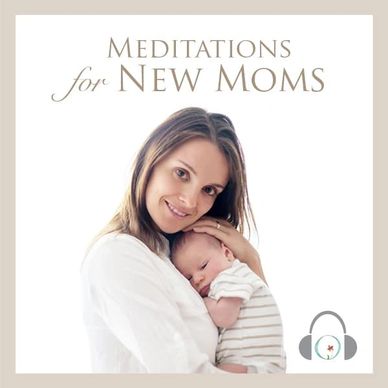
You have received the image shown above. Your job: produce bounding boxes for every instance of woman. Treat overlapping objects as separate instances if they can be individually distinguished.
[81,107,266,373]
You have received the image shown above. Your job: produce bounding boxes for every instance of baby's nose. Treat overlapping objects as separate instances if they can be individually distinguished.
[193,273,204,285]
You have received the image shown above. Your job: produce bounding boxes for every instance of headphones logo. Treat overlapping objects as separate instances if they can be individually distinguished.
[299,311,357,360]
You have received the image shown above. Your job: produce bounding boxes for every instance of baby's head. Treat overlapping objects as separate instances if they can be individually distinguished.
[171,231,235,297]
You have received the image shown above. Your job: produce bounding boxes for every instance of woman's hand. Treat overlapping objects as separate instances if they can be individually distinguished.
[183,217,267,283]
[217,363,248,373]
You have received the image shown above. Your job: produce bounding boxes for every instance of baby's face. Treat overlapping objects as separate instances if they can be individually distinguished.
[173,233,234,297]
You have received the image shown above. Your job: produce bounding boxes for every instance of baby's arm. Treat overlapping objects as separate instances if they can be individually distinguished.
[203,297,242,329]
[204,297,247,373]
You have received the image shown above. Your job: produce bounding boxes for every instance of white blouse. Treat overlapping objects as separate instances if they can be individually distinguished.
[80,232,225,373]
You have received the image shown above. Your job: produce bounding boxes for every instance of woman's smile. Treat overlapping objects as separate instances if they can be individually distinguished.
[165,200,191,218]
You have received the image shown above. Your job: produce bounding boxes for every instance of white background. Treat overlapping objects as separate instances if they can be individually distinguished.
[16,15,373,373]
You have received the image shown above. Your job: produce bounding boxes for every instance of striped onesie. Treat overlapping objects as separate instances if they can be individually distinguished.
[208,259,286,373]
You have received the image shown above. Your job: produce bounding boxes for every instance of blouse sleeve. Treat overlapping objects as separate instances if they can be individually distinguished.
[83,235,227,373]
[209,260,265,303]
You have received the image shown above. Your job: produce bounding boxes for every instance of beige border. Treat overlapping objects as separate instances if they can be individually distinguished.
[1,0,387,387]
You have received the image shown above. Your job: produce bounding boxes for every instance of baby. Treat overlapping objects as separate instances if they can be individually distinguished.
[171,231,286,373]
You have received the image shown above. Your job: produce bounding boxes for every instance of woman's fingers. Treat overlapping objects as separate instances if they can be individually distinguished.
[195,216,232,227]
[183,218,236,250]
[183,217,232,233]
[189,225,228,240]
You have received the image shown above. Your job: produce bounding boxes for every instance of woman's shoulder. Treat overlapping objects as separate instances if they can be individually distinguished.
[82,232,163,276]
[89,232,150,254]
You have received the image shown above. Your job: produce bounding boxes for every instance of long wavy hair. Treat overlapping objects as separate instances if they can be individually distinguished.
[97,107,256,255]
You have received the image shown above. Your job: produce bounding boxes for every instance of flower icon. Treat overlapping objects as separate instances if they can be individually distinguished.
[314,335,341,360]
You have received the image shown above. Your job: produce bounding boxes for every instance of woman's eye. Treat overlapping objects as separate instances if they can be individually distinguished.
[203,186,217,196]
[176,168,187,179]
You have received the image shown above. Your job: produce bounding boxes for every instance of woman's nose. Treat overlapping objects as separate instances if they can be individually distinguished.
[178,186,199,209]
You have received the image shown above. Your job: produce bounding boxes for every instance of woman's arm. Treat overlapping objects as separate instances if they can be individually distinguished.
[83,235,230,373]
[242,243,267,284]
[184,217,267,284]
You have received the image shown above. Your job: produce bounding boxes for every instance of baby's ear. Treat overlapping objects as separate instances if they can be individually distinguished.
[221,243,234,261]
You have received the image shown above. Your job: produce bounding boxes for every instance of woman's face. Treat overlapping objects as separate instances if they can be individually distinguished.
[145,138,229,234]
